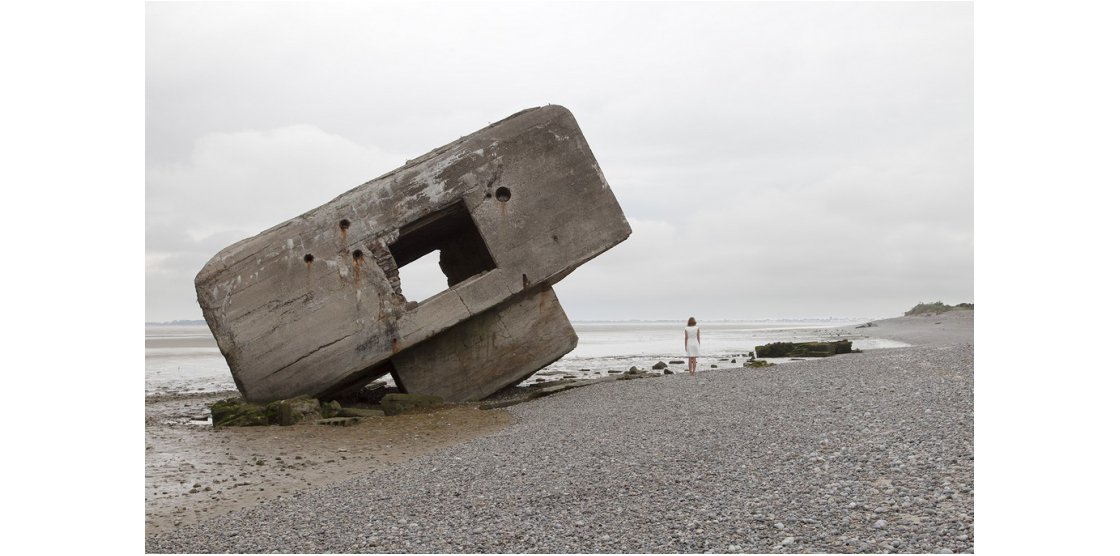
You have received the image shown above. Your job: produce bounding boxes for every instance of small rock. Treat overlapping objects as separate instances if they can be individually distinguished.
[873,519,887,529]
[782,536,794,546]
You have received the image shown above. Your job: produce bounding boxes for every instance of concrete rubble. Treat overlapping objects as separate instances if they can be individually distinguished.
[195,105,631,403]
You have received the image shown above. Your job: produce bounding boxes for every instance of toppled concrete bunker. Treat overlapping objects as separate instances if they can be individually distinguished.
[195,106,631,403]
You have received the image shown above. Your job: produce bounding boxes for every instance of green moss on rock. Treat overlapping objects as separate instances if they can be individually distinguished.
[209,398,268,427]
[755,340,853,358]
[321,400,343,418]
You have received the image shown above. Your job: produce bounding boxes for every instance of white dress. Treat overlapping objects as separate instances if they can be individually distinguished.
[685,326,701,357]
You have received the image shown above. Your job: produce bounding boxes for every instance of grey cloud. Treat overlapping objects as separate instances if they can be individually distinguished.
[147,1,972,322]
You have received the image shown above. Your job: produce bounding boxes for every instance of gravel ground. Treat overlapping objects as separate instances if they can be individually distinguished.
[146,314,973,553]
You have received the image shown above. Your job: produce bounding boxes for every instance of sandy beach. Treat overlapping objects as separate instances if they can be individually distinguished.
[146,310,973,552]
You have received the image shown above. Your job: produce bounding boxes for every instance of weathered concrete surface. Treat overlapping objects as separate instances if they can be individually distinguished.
[388,287,577,402]
[195,106,630,403]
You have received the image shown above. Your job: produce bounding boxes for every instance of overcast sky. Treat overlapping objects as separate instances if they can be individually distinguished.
[146,1,972,322]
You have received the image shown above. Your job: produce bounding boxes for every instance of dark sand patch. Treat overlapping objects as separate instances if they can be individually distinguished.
[145,393,510,534]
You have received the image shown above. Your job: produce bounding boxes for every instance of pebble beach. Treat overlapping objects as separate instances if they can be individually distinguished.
[145,311,973,553]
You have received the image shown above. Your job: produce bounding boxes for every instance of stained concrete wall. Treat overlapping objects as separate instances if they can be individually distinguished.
[389,287,577,402]
[195,106,630,403]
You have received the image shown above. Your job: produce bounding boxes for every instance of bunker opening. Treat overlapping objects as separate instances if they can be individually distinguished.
[388,201,496,303]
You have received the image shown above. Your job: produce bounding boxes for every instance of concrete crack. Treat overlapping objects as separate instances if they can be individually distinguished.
[264,333,355,379]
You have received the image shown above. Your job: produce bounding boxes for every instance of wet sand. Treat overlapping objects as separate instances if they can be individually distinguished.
[145,394,510,534]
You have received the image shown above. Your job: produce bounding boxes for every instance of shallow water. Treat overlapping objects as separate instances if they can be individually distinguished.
[145,318,907,396]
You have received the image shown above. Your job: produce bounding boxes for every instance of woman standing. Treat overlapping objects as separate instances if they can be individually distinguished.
[684,317,701,376]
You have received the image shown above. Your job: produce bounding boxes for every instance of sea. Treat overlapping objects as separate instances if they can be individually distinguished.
[145,319,909,397]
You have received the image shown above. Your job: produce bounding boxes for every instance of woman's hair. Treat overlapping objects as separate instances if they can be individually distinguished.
[687,317,697,327]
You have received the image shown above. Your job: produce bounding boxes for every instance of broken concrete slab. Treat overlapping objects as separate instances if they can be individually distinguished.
[337,407,386,418]
[352,380,389,404]
[390,287,576,402]
[195,106,630,403]
[379,393,444,416]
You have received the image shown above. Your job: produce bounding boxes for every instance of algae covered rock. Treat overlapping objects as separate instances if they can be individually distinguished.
[209,398,268,427]
[265,396,322,426]
[321,400,343,418]
[212,396,324,427]
[755,340,853,358]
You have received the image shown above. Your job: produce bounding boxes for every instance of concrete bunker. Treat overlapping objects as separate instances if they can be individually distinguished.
[195,105,631,403]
